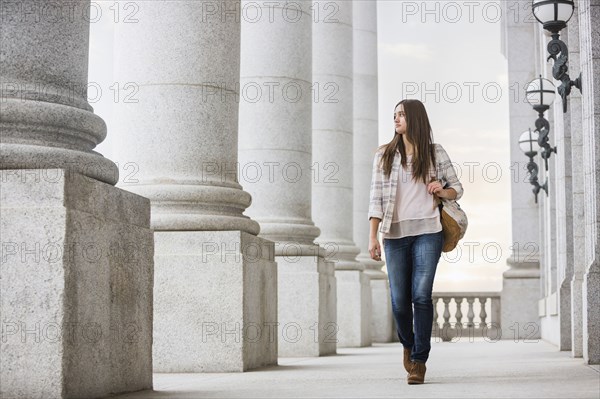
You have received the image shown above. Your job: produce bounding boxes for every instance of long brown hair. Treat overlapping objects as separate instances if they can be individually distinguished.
[378,99,436,184]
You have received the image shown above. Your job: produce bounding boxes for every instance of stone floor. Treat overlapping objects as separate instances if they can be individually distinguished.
[115,339,600,398]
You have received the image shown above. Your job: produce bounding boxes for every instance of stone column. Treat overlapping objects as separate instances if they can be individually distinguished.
[352,0,392,343]
[238,0,336,357]
[500,0,541,340]
[0,1,153,397]
[112,1,277,371]
[578,0,600,364]
[313,0,372,347]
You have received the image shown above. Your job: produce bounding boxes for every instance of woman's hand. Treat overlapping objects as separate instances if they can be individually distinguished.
[369,237,382,261]
[427,180,446,198]
[427,180,457,200]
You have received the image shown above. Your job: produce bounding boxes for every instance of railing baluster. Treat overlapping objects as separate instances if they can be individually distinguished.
[433,297,439,328]
[441,297,452,341]
[479,297,488,328]
[455,297,463,329]
[466,298,475,328]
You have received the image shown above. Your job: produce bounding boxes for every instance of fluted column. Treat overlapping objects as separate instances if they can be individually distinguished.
[352,0,392,343]
[313,0,371,347]
[1,1,153,396]
[239,0,336,357]
[113,0,277,371]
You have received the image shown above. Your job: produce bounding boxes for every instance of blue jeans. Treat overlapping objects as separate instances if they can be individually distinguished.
[383,231,443,363]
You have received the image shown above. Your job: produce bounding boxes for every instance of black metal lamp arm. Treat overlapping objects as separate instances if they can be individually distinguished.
[547,32,583,113]
[526,155,548,204]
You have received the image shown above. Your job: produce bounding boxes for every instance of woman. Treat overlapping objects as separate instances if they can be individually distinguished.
[368,99,463,385]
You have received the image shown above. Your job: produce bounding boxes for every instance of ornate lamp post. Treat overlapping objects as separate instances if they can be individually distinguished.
[526,75,557,171]
[532,0,582,112]
[519,128,548,204]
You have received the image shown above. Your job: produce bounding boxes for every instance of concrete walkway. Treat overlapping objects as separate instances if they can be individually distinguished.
[116,339,600,398]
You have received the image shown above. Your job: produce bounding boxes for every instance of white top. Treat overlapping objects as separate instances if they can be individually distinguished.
[383,155,442,239]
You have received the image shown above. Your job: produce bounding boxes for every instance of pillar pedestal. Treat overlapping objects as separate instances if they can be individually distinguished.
[277,246,337,356]
[501,258,541,339]
[570,276,584,356]
[152,231,277,372]
[363,261,394,343]
[0,170,153,398]
[582,268,599,363]
[335,270,372,347]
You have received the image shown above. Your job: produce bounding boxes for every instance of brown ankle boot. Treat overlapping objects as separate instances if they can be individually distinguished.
[407,361,426,384]
[403,347,412,373]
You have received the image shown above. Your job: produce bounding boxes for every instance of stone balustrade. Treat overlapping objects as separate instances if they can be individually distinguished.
[432,292,501,342]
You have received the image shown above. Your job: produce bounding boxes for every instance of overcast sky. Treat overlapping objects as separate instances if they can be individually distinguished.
[90,0,512,292]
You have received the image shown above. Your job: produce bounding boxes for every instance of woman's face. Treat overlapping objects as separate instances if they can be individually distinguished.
[394,104,407,135]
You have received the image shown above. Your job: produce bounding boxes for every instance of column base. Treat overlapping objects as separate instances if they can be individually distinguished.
[391,322,400,342]
[369,278,394,343]
[0,170,153,398]
[152,231,277,372]
[361,256,393,343]
[501,261,541,340]
[570,276,584,357]
[582,269,600,364]
[558,278,572,351]
[336,270,372,347]
[0,99,119,185]
[277,251,337,356]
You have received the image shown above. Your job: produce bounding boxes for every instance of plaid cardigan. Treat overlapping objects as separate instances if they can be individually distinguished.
[368,143,463,234]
